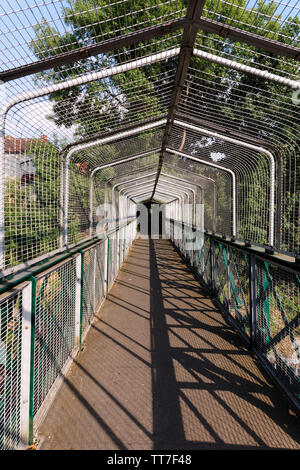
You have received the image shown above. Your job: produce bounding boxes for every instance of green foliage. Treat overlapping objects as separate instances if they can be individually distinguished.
[27,0,300,252]
[4,139,86,266]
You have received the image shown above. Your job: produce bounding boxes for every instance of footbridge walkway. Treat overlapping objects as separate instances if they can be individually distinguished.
[36,238,299,450]
[0,0,299,452]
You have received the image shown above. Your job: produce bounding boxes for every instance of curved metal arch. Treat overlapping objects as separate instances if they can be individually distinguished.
[121,177,195,220]
[114,172,201,193]
[129,188,184,222]
[63,120,165,245]
[172,118,276,245]
[130,188,183,205]
[122,181,191,201]
[166,148,237,238]
[124,183,189,221]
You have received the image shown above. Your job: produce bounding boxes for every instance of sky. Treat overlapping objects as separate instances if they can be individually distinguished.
[0,0,299,142]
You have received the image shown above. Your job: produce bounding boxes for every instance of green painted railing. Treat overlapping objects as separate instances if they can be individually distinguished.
[0,218,137,450]
[168,218,300,414]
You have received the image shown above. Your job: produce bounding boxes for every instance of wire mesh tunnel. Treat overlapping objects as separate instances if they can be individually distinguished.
[0,0,299,451]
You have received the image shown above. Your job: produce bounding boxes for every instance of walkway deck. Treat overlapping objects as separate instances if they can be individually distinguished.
[37,239,300,450]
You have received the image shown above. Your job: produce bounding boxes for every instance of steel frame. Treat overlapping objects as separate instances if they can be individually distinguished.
[0,0,298,272]
[166,147,237,238]
[172,118,276,246]
[122,182,190,201]
[117,173,198,224]
[1,1,299,84]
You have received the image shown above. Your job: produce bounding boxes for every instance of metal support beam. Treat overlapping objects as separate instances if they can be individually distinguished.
[151,0,206,200]
[107,161,216,191]
[61,115,165,155]
[0,19,187,83]
[124,183,189,201]
[63,120,164,244]
[1,13,298,84]
[122,178,194,205]
[91,148,161,177]
[115,172,201,193]
[196,18,300,62]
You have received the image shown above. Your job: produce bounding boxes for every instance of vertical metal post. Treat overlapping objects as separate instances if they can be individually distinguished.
[104,236,109,296]
[232,175,237,238]
[74,254,82,348]
[20,282,33,447]
[250,253,257,349]
[89,174,93,238]
[64,156,70,246]
[93,247,97,313]
[0,114,5,270]
[192,227,196,268]
[227,245,231,308]
[211,237,215,294]
[59,155,64,248]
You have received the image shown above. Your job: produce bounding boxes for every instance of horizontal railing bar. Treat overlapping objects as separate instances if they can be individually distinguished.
[169,219,299,272]
[0,218,136,297]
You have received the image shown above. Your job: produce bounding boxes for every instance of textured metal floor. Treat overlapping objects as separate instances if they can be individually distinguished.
[37,238,300,450]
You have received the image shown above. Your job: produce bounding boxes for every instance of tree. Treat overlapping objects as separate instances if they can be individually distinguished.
[28,0,299,253]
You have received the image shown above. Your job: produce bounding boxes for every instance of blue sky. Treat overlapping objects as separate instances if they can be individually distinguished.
[0,0,299,140]
[1,0,299,75]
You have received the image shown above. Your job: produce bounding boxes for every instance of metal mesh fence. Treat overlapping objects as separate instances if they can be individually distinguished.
[82,246,96,334]
[0,1,185,74]
[4,138,61,272]
[214,242,230,308]
[0,288,23,450]
[82,240,106,336]
[0,0,299,441]
[0,0,298,270]
[107,234,118,291]
[168,214,300,409]
[256,258,300,403]
[33,258,76,419]
[214,241,250,338]
[201,234,211,289]
[227,246,250,338]
[94,241,105,315]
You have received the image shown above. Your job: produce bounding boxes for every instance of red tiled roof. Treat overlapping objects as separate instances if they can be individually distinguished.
[4,135,47,153]
[75,161,89,173]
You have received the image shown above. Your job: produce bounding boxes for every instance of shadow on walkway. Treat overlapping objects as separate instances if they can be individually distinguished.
[38,239,300,450]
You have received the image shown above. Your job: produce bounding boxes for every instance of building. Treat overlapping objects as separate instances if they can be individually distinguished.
[4,135,47,182]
